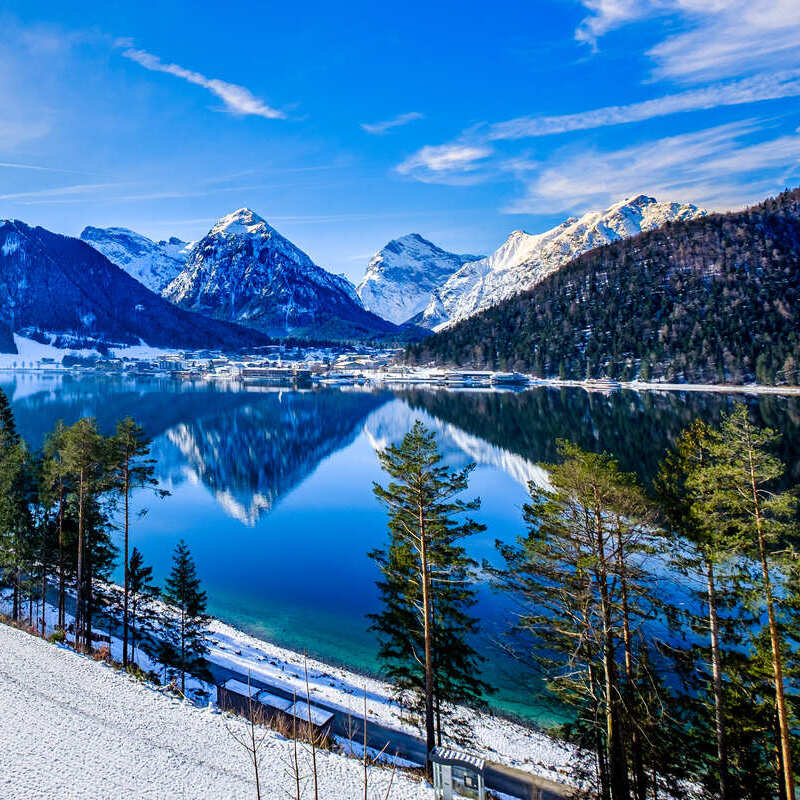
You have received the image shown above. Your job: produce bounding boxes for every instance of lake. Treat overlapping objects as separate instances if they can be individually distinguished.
[4,371,800,722]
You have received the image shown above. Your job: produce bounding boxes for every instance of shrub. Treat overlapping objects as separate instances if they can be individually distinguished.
[48,629,66,644]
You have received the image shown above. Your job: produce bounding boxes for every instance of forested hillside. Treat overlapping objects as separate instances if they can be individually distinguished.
[402,189,800,385]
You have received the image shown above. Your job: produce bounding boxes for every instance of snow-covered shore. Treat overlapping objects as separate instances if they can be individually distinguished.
[0,621,431,800]
[203,615,577,785]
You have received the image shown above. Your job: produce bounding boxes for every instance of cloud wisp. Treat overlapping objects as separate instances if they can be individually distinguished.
[504,120,800,214]
[395,143,493,184]
[121,47,286,119]
[361,112,424,135]
[574,0,800,83]
[0,182,129,202]
[488,70,800,140]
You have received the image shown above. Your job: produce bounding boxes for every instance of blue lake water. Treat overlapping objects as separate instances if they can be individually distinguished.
[4,371,799,722]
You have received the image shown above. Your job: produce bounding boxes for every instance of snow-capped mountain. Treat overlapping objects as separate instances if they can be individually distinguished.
[165,208,401,338]
[80,226,191,294]
[0,219,268,353]
[419,195,706,329]
[355,234,481,325]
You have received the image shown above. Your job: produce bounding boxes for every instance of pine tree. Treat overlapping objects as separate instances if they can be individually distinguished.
[370,421,487,774]
[161,540,210,694]
[109,417,163,667]
[60,418,112,651]
[40,421,71,631]
[489,442,665,800]
[127,546,159,666]
[29,452,60,636]
[0,388,32,622]
[688,404,797,800]
[656,420,734,799]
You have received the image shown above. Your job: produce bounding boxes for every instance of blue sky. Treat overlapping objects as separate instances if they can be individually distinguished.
[1,0,799,281]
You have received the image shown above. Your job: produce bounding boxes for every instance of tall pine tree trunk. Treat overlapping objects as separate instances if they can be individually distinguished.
[596,506,630,800]
[747,439,795,800]
[131,596,138,664]
[418,500,436,776]
[75,468,85,651]
[122,465,130,667]
[589,658,611,800]
[57,488,65,631]
[180,607,186,694]
[40,566,47,636]
[756,518,794,800]
[705,556,729,800]
[85,552,93,654]
[616,521,646,800]
[12,566,19,621]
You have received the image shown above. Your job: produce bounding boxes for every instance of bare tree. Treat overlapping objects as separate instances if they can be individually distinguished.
[223,672,271,800]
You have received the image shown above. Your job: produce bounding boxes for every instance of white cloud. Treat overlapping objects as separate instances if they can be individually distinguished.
[488,71,800,139]
[0,161,96,174]
[361,112,424,135]
[648,1,800,82]
[395,144,493,184]
[575,0,655,46]
[504,120,800,213]
[574,0,800,83]
[0,119,51,150]
[0,183,126,202]
[121,48,286,119]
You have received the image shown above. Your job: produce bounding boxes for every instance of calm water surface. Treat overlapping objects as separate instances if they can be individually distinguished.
[4,372,799,722]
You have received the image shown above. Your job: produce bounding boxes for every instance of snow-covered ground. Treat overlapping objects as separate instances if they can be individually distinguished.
[0,334,184,368]
[1,589,577,788]
[0,334,102,367]
[0,621,432,800]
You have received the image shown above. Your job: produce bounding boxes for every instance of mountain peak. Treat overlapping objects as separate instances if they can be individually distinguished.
[622,194,656,207]
[80,225,189,294]
[356,235,483,325]
[211,208,271,236]
[393,233,429,246]
[424,193,707,330]
[164,211,396,339]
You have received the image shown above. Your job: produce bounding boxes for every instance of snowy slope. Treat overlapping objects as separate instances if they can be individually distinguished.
[165,209,399,338]
[0,622,431,800]
[421,195,705,329]
[356,234,481,325]
[81,226,191,294]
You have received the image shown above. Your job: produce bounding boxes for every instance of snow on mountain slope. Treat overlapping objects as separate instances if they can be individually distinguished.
[356,233,481,324]
[80,226,191,293]
[0,622,430,800]
[165,208,399,338]
[0,219,267,352]
[422,195,705,329]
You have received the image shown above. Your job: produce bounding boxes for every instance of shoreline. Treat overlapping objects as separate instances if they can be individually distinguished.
[535,378,800,396]
[203,613,577,784]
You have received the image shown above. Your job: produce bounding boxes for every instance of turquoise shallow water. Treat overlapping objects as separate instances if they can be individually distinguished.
[4,371,799,722]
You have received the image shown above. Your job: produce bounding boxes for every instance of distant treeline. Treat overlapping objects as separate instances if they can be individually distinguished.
[402,189,800,385]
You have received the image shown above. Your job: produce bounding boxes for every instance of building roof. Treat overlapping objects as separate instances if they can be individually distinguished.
[430,746,486,772]
[255,690,293,713]
[287,701,335,728]
[222,678,261,699]
[221,680,333,727]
